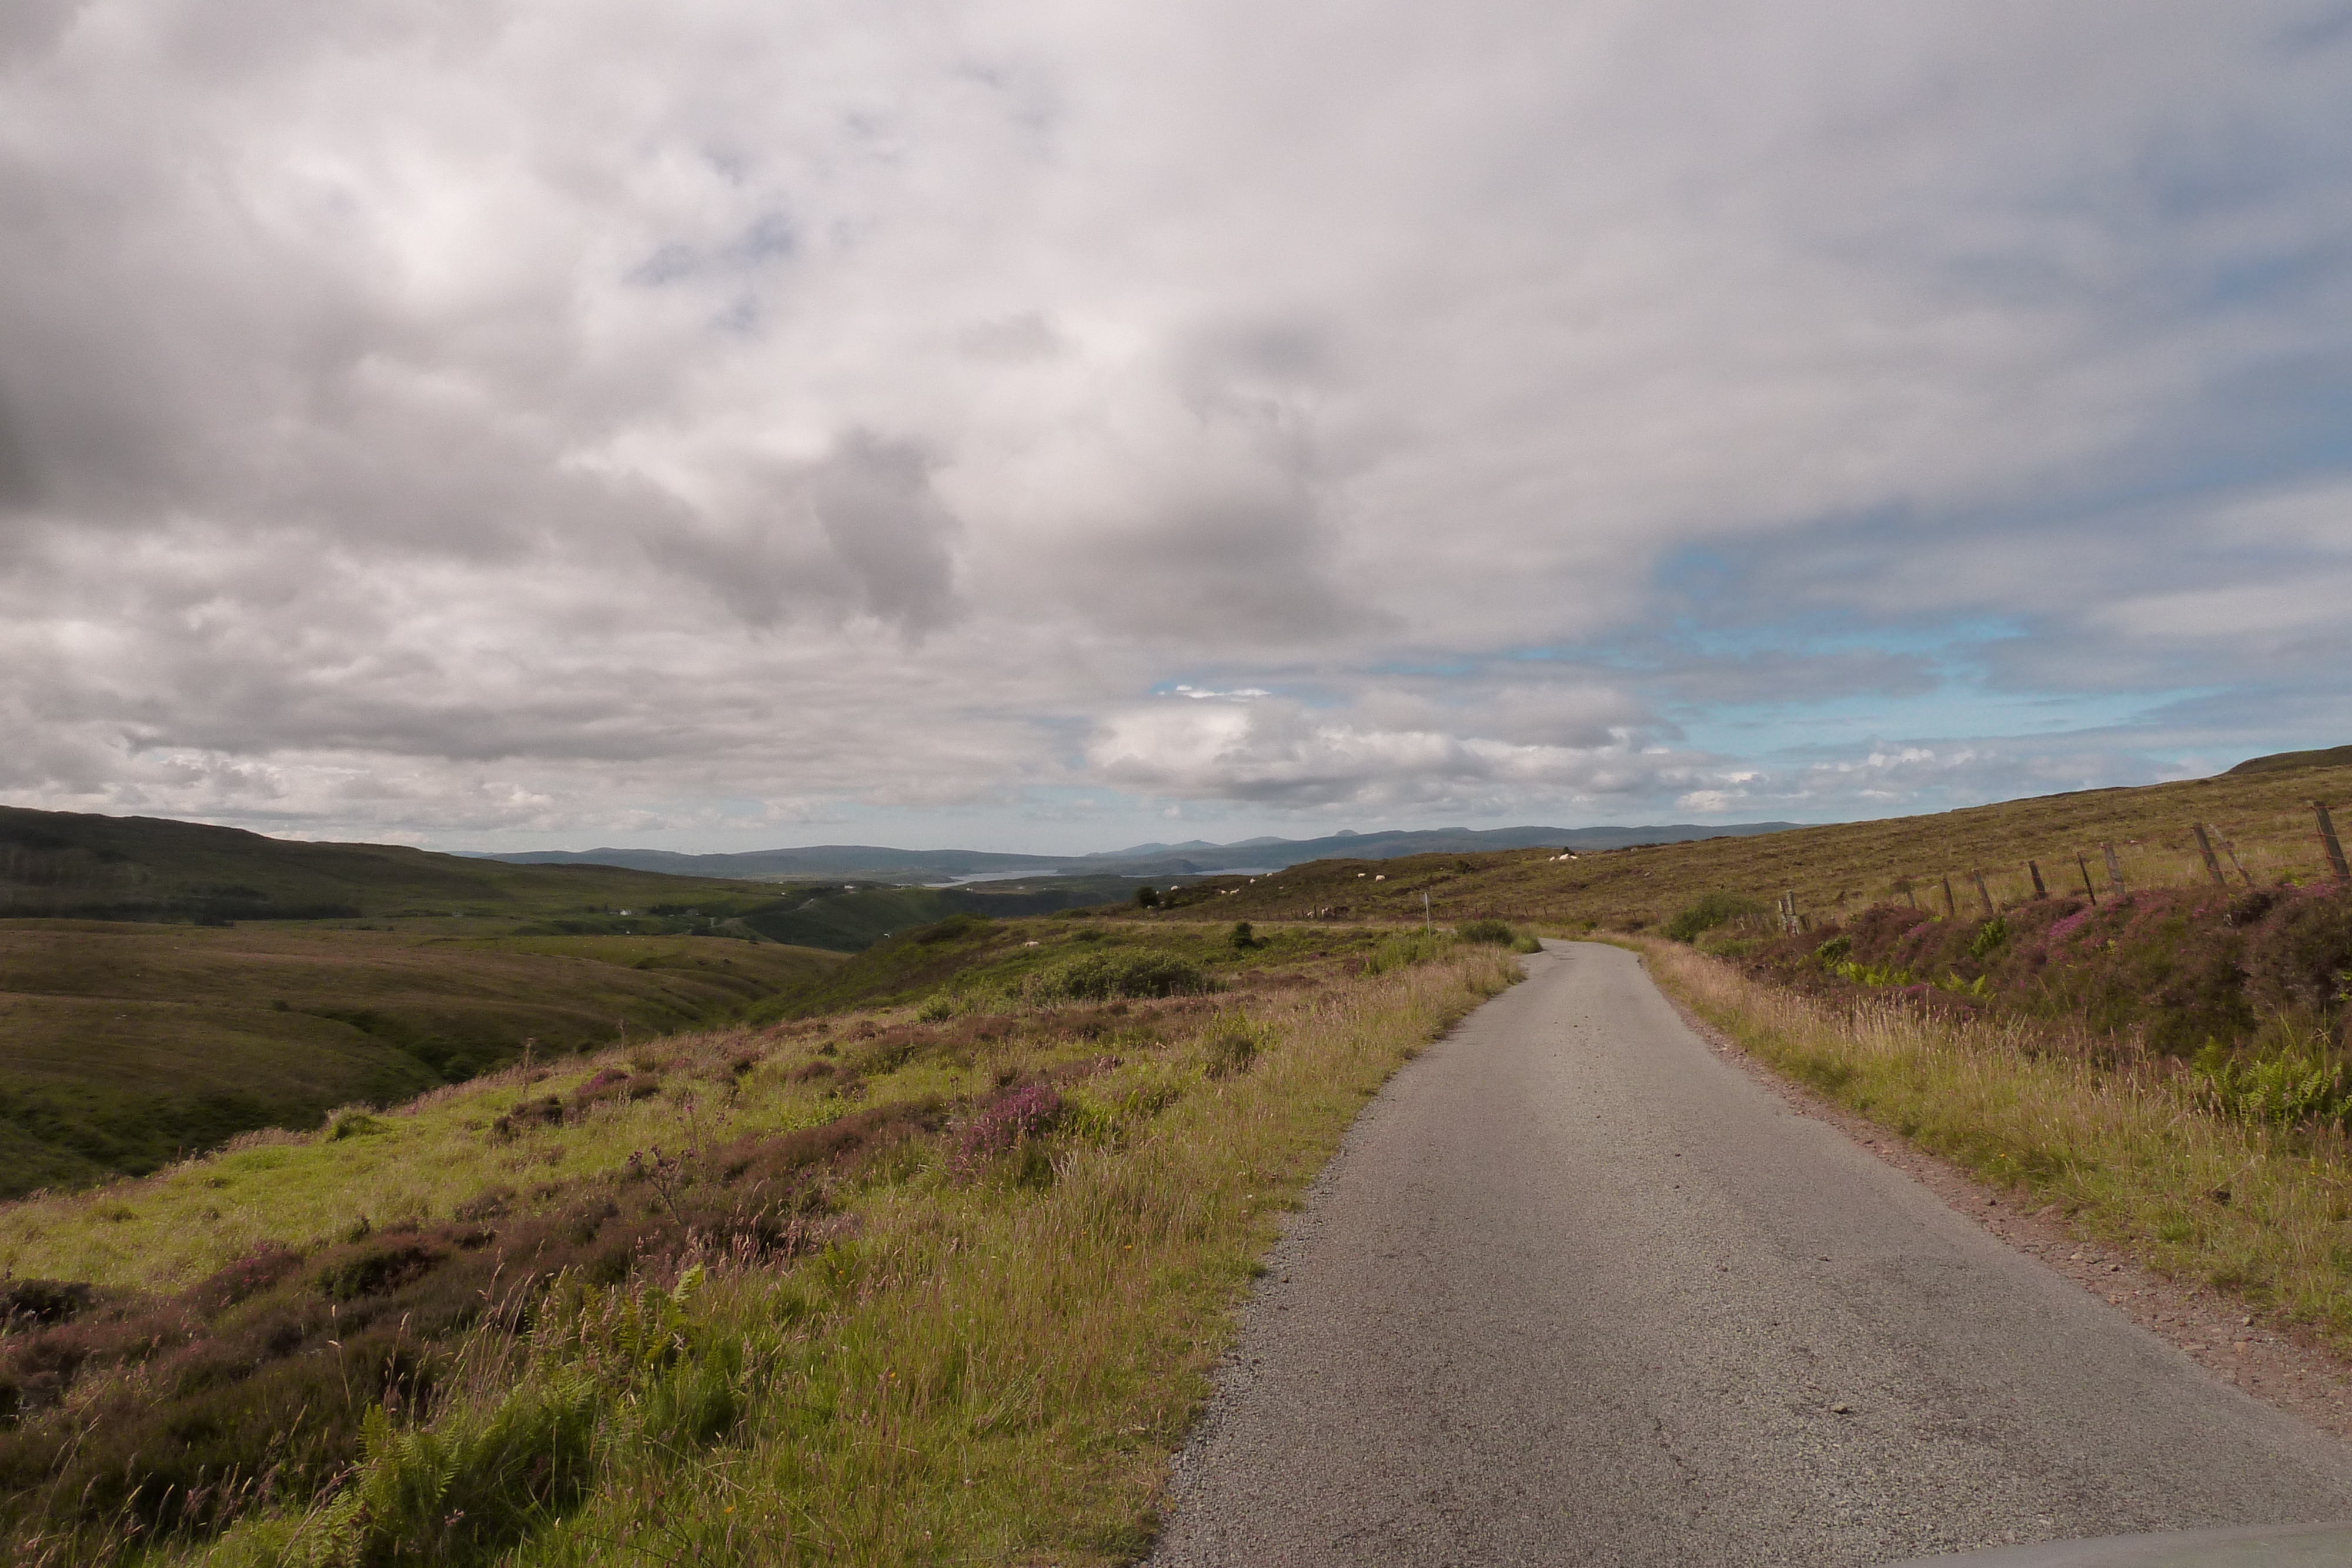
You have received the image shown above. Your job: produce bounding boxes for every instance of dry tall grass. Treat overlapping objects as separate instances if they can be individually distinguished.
[1634,938,2352,1350]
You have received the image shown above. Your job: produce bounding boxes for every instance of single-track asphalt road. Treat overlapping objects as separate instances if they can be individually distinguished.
[1149,940,2352,1566]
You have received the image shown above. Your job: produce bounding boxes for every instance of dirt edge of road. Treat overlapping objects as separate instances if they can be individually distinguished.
[1634,948,2352,1446]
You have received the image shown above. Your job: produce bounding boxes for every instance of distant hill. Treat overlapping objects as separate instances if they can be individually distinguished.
[2227,745,2352,775]
[472,821,1802,883]
[478,844,1068,882]
[1073,822,1799,875]
[0,805,793,924]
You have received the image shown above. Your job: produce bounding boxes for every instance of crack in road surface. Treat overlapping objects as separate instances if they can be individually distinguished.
[1148,941,2352,1567]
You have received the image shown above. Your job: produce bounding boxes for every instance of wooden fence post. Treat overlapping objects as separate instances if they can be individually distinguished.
[1902,883,1918,910]
[1970,870,1995,916]
[2318,802,2351,882]
[2102,842,2127,898]
[2210,826,2255,889]
[2027,860,2047,898]
[2191,824,2228,888]
[1940,876,1957,918]
[2076,852,2099,907]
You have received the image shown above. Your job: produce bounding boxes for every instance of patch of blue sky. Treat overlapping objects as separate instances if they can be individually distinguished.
[1143,677,1355,708]
[1357,655,1487,681]
[1496,613,2027,681]
[1672,684,2220,763]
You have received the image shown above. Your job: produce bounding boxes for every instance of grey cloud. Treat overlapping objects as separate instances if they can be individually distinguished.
[646,433,961,633]
[0,0,80,61]
[1085,693,1712,811]
[0,391,39,513]
[810,434,961,633]
[958,313,1065,363]
[2,1,2350,847]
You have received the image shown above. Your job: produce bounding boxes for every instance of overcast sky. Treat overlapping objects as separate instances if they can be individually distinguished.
[4,1,2350,854]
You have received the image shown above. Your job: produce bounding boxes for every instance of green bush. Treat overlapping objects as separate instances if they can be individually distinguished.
[1663,892,1769,943]
[1455,919,1514,945]
[1027,950,1207,1003]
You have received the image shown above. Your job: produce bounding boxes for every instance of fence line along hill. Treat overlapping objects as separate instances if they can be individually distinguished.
[1137,757,2352,932]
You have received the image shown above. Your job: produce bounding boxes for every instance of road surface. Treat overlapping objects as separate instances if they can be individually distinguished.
[1149,941,2352,1566]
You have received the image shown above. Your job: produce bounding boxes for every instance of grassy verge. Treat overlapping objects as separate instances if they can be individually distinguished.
[1631,936,2352,1352]
[0,924,1519,1565]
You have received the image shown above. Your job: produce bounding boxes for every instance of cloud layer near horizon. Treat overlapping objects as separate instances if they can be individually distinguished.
[4,1,2350,849]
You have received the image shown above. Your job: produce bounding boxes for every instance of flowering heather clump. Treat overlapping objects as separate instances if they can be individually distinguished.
[955,1083,1063,1175]
[2044,907,2095,950]
[1740,879,2352,1057]
[189,1241,305,1310]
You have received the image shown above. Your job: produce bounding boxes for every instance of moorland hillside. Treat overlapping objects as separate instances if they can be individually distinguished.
[1144,754,2352,933]
[0,812,1166,1193]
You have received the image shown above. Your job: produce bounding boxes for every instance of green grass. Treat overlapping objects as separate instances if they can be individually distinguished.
[757,915,1406,1022]
[0,922,842,1196]
[0,921,1522,1565]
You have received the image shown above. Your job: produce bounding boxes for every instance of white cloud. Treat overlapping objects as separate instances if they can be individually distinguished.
[1086,697,1717,809]
[1,1,2348,845]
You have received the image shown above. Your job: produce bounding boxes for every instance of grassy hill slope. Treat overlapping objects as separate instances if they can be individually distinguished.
[0,807,794,924]
[730,876,1164,950]
[1144,761,2352,932]
[0,923,841,1197]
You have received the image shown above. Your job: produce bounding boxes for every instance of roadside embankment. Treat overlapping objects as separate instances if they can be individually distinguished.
[1631,935,2352,1360]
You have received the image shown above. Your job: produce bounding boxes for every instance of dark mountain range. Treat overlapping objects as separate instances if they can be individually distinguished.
[477,844,1067,881]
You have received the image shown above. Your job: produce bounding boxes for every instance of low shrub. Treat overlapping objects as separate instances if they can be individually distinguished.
[1027,951,1208,1004]
[1662,892,1769,942]
[1455,919,1514,945]
[953,1084,1064,1185]
[0,1279,90,1328]
[320,1107,389,1142]
[312,1236,449,1303]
